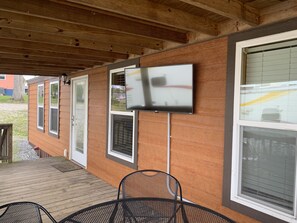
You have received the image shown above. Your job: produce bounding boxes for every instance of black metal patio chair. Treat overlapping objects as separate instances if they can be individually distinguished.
[116,169,183,222]
[117,169,183,200]
[0,201,57,223]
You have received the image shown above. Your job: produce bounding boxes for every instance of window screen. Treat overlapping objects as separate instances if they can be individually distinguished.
[111,114,133,156]
[50,108,58,133]
[241,126,296,213]
[38,107,44,128]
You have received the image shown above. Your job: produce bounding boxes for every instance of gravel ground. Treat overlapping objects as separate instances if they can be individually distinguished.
[0,103,39,161]
[14,138,39,161]
[0,103,28,111]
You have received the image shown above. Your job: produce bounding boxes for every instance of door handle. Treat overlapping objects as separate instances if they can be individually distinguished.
[71,116,75,126]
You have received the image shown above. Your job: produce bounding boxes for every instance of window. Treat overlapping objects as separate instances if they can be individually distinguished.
[49,81,59,135]
[231,31,297,222]
[107,65,138,168]
[0,75,5,80]
[37,83,44,130]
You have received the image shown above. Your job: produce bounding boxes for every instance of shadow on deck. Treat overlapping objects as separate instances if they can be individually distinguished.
[0,157,118,221]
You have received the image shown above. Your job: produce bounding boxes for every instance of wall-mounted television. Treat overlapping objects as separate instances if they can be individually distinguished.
[125,64,193,114]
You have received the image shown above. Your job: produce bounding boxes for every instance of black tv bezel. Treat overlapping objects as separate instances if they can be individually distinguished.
[124,64,194,114]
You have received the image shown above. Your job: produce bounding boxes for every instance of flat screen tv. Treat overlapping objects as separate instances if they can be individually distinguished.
[125,64,193,113]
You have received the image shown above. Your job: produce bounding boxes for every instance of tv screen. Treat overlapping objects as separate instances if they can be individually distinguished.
[125,64,193,113]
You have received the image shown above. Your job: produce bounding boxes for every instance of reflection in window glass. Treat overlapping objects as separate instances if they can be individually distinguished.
[38,85,44,106]
[50,83,59,107]
[37,84,44,129]
[74,80,85,153]
[240,81,297,123]
[49,81,59,135]
[111,71,126,112]
[240,126,296,214]
[76,82,85,104]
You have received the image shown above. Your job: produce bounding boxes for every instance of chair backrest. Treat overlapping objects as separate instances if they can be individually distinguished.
[0,201,57,223]
[117,170,183,201]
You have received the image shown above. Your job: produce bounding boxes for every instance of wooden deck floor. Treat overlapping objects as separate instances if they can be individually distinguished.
[0,157,118,221]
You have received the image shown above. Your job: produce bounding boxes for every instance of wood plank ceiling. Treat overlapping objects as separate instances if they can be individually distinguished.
[0,0,296,76]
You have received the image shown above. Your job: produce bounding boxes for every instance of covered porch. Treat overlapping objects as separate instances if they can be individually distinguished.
[0,157,117,221]
[1,1,297,222]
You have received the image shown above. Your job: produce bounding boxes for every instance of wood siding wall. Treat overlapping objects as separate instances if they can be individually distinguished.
[0,74,14,89]
[28,79,70,156]
[28,37,259,223]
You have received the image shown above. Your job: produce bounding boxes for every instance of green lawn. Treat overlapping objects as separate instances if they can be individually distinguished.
[0,110,28,138]
[0,95,28,103]
[0,97,29,161]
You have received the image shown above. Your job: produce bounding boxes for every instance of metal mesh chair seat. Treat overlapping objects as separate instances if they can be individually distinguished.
[0,201,57,223]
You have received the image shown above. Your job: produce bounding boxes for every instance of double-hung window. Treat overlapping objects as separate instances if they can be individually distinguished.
[107,65,138,168]
[37,83,44,130]
[231,31,297,222]
[49,81,59,135]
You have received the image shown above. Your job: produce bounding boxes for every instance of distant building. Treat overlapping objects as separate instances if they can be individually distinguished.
[0,74,14,96]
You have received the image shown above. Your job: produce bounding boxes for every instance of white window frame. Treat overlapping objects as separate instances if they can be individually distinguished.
[0,74,6,80]
[107,66,137,164]
[37,83,44,130]
[49,80,59,135]
[231,30,297,222]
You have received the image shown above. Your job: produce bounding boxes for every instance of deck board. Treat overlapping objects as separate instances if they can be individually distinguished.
[0,157,118,221]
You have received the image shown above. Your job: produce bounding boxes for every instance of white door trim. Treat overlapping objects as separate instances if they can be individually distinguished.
[69,75,88,168]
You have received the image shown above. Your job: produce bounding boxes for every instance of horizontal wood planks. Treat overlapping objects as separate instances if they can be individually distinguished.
[86,67,133,187]
[0,157,117,221]
[28,79,70,156]
[27,37,259,222]
[139,38,258,222]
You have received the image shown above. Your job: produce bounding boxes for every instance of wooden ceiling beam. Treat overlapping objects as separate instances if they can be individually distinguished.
[0,69,60,76]
[0,55,102,69]
[0,61,82,72]
[0,38,127,60]
[0,64,77,75]
[0,47,114,64]
[0,59,85,70]
[0,10,163,50]
[53,0,218,35]
[0,0,188,43]
[179,0,259,26]
[0,27,142,55]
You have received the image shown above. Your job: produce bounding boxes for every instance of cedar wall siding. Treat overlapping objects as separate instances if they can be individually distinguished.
[87,67,134,186]
[84,37,257,223]
[138,38,257,223]
[28,79,70,157]
[27,37,259,223]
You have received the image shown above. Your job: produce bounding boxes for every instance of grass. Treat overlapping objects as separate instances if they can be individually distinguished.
[0,95,28,103]
[0,100,28,161]
[0,111,28,138]
[0,110,28,162]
